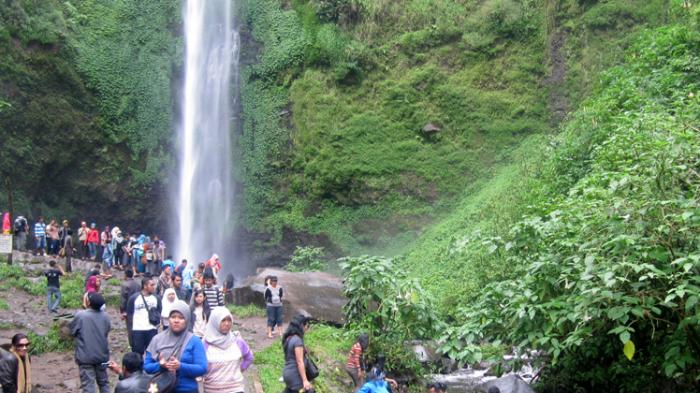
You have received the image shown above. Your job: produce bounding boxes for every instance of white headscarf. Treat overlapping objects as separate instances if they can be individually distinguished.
[161,288,178,318]
[204,307,237,349]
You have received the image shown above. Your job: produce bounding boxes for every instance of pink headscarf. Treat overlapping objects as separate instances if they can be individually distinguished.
[86,275,100,293]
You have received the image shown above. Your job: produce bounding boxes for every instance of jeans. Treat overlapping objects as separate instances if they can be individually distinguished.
[78,364,109,393]
[35,236,46,252]
[48,239,59,255]
[267,305,284,328]
[88,242,97,259]
[47,286,61,312]
[131,329,158,355]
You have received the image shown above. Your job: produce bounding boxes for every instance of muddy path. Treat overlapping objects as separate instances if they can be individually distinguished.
[0,252,277,393]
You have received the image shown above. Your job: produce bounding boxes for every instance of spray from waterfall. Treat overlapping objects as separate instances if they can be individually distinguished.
[176,0,239,269]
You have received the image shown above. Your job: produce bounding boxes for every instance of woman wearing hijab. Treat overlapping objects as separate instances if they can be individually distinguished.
[161,288,178,329]
[82,275,101,309]
[202,307,254,393]
[2,212,11,234]
[144,300,207,393]
[282,314,313,393]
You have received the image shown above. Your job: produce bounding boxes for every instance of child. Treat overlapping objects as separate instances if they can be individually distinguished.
[45,260,65,313]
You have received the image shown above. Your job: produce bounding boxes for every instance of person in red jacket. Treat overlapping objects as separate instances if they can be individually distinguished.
[86,223,100,261]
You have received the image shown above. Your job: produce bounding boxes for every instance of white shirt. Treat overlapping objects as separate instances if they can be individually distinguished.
[132,294,159,331]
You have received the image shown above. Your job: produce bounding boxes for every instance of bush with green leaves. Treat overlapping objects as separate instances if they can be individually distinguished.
[439,24,700,392]
[340,255,440,377]
[287,246,326,272]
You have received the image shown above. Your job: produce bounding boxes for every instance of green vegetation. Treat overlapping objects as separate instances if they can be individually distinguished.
[255,324,352,393]
[28,323,73,355]
[227,303,266,318]
[0,0,180,227]
[341,255,438,377]
[286,246,327,272]
[437,23,700,392]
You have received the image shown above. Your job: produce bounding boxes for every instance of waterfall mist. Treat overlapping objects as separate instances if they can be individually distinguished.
[176,0,240,270]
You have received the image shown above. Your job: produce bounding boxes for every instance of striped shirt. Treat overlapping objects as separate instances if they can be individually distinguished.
[347,342,363,369]
[203,285,224,308]
[34,222,46,237]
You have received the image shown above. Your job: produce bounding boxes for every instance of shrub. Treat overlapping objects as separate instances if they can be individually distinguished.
[340,255,440,377]
[287,246,326,272]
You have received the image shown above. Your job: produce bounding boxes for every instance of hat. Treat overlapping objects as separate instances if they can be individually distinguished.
[88,293,105,311]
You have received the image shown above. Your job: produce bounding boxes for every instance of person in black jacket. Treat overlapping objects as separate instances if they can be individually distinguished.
[70,293,111,393]
[0,344,18,393]
[107,352,151,393]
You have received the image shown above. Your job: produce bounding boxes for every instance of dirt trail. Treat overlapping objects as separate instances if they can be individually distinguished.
[0,252,277,393]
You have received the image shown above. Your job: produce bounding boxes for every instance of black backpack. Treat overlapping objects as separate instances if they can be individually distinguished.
[141,294,161,326]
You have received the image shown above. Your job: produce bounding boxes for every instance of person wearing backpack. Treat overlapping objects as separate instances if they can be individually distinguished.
[126,277,162,355]
[264,276,284,338]
[13,215,28,252]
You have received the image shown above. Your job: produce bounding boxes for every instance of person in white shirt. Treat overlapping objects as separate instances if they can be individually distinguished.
[125,277,161,355]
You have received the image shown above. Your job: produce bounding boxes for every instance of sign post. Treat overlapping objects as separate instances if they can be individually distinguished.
[0,234,12,255]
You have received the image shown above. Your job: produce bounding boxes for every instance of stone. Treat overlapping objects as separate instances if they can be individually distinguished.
[475,374,535,393]
[422,122,441,134]
[411,340,441,363]
[235,268,347,325]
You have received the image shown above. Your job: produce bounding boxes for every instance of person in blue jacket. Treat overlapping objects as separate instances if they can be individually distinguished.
[144,300,207,393]
[356,366,398,393]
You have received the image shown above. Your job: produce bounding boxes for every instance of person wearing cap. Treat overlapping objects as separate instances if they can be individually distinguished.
[70,292,111,393]
[144,300,207,393]
[86,223,99,261]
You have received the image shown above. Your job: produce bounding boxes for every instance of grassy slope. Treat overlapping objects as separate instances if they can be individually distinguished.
[239,0,670,266]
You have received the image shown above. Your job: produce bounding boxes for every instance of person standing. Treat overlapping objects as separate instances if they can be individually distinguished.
[99,225,110,263]
[120,269,141,349]
[13,215,28,252]
[34,216,47,256]
[282,315,313,393]
[45,260,65,313]
[78,221,89,260]
[64,228,74,272]
[144,301,207,393]
[189,289,210,338]
[12,334,32,393]
[157,264,173,296]
[203,271,224,309]
[86,224,99,261]
[265,276,284,338]
[172,274,190,302]
[70,293,111,393]
[346,333,369,388]
[46,219,60,255]
[0,341,19,393]
[126,277,161,355]
[202,307,254,393]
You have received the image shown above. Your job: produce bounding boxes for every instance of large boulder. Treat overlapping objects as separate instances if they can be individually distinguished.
[475,374,535,393]
[235,268,347,325]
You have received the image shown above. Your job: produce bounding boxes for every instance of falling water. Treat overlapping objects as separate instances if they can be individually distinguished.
[177,0,239,266]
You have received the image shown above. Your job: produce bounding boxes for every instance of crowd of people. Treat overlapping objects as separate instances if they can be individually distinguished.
[1,214,458,393]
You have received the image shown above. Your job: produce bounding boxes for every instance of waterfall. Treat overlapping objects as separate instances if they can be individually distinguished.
[176,0,239,268]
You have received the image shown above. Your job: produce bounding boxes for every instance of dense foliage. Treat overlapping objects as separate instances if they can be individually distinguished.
[438,23,700,392]
[340,255,439,376]
[0,0,180,229]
